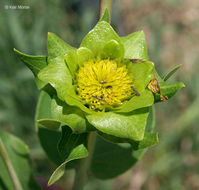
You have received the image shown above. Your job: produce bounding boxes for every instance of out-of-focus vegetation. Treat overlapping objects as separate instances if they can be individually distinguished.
[0,0,198,189]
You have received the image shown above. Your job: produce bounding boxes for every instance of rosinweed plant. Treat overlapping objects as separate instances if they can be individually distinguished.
[13,9,184,189]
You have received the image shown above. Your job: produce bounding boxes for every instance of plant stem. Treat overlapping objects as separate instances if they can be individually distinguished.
[99,0,113,22]
[0,137,23,190]
[72,132,97,190]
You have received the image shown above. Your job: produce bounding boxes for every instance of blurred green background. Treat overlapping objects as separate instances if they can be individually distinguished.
[0,0,198,189]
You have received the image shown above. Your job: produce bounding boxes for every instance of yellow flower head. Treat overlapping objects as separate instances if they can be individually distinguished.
[77,59,133,110]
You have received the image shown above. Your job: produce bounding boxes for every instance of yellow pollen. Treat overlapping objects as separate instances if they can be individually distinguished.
[77,59,133,110]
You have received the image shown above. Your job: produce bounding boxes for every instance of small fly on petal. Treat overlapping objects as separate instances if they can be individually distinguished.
[131,86,140,96]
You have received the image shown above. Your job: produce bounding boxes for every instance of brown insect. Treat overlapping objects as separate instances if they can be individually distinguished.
[106,85,112,89]
[131,86,140,96]
[148,75,168,101]
[92,95,106,102]
[125,59,147,64]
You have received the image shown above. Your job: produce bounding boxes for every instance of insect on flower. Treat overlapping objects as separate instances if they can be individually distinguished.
[148,75,168,101]
[125,59,147,64]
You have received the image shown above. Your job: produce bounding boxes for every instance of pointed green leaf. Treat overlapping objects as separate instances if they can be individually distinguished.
[57,126,88,160]
[48,144,88,186]
[35,77,48,89]
[126,61,154,93]
[14,49,47,75]
[14,48,47,89]
[65,87,94,114]
[163,64,182,81]
[116,89,154,113]
[99,8,110,23]
[101,40,124,60]
[154,82,185,103]
[51,97,92,133]
[130,132,158,150]
[87,108,149,141]
[48,32,76,59]
[121,31,148,59]
[48,129,88,186]
[77,47,94,67]
[80,21,123,56]
[91,106,155,179]
[37,119,60,130]
[0,129,41,190]
[98,131,158,150]
[36,95,90,133]
[35,92,62,165]
[38,56,72,101]
[91,136,144,179]
[64,51,78,79]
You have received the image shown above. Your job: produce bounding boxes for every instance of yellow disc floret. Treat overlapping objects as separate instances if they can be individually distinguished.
[77,59,133,110]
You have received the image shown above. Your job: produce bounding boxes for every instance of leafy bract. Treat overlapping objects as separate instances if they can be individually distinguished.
[99,8,110,23]
[80,21,124,57]
[38,56,72,101]
[51,97,92,133]
[35,91,90,168]
[77,47,94,67]
[65,87,94,114]
[127,61,154,93]
[14,48,47,89]
[57,127,88,160]
[36,91,89,133]
[48,144,88,186]
[0,129,41,190]
[37,119,60,130]
[91,106,156,179]
[48,126,88,186]
[35,92,62,165]
[153,68,184,102]
[48,32,76,59]
[98,131,158,150]
[116,89,154,113]
[64,51,78,79]
[101,40,124,60]
[121,31,148,59]
[87,108,149,141]
[154,82,185,103]
[130,132,158,150]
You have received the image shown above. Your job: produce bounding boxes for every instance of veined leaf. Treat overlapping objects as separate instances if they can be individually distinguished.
[91,106,156,179]
[48,32,76,59]
[0,129,41,190]
[48,126,88,186]
[121,31,148,59]
[101,40,124,60]
[87,108,149,141]
[81,21,124,57]
[14,48,47,89]
[38,56,72,101]
[154,82,185,103]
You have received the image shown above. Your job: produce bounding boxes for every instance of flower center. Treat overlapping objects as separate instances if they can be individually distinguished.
[77,59,133,110]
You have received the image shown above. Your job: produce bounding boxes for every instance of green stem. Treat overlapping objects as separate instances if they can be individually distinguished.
[99,0,113,23]
[72,132,97,190]
[0,138,23,190]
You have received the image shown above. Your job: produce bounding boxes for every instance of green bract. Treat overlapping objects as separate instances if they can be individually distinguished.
[14,14,184,185]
